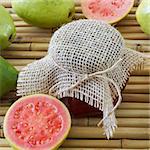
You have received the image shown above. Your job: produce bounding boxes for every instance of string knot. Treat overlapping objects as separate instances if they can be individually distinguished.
[49,58,123,127]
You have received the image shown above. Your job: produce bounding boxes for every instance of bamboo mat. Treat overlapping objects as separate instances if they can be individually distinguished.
[0,0,150,149]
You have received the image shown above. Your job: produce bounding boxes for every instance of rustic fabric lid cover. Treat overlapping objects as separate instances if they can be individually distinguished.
[17,19,145,139]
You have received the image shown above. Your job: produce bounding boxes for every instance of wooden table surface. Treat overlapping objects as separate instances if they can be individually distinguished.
[0,0,150,149]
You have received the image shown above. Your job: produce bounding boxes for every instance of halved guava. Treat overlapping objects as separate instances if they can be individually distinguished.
[4,94,71,150]
[81,0,134,24]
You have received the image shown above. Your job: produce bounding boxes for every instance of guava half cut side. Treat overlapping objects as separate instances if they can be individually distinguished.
[4,94,71,150]
[81,0,134,24]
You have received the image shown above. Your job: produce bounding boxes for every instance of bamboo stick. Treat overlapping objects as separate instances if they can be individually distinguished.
[132,66,150,76]
[122,94,149,102]
[124,14,136,20]
[122,139,150,149]
[118,103,150,109]
[128,76,150,84]
[7,59,36,66]
[116,26,143,33]
[123,84,150,94]
[125,40,150,45]
[1,51,47,59]
[68,127,149,139]
[117,118,150,128]
[16,33,51,37]
[116,109,149,118]
[122,33,150,40]
[128,7,137,14]
[14,21,31,27]
[14,36,50,43]
[31,43,49,51]
[6,43,31,51]
[71,118,88,127]
[88,118,150,128]
[6,43,49,51]
[117,20,138,26]
[62,139,121,148]
[16,27,53,33]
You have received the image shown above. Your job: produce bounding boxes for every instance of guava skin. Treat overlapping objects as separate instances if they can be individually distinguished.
[136,0,150,35]
[12,0,75,28]
[0,5,16,51]
[0,56,18,98]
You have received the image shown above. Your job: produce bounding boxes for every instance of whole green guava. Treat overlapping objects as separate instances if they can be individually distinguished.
[12,0,75,28]
[136,0,150,35]
[0,5,16,51]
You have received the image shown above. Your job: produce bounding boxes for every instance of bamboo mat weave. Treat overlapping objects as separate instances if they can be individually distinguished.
[0,0,150,149]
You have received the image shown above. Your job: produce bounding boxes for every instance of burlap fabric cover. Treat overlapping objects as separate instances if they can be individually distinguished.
[17,20,145,139]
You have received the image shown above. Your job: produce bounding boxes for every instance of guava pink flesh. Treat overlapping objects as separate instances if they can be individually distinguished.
[5,96,70,149]
[82,0,133,22]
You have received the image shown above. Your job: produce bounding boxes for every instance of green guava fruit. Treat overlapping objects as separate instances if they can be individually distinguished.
[136,0,150,35]
[0,56,18,98]
[0,5,16,51]
[81,0,134,24]
[11,0,75,28]
[4,94,71,150]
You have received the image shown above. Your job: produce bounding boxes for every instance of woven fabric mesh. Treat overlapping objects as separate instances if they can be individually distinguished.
[50,20,124,74]
[17,20,144,138]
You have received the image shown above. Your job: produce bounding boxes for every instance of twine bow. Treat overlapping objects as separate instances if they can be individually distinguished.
[49,58,122,126]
